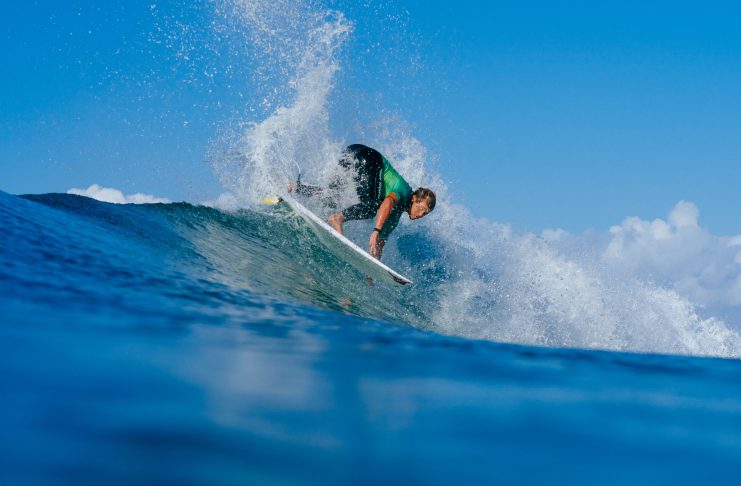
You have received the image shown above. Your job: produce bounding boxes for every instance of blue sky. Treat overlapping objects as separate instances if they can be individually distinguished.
[2,0,740,234]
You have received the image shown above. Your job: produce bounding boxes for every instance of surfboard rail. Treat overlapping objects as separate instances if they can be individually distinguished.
[282,196,412,285]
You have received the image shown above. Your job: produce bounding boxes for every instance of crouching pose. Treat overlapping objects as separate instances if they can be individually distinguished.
[290,144,436,259]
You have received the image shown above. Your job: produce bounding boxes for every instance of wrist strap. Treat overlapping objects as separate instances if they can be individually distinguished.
[373,227,381,232]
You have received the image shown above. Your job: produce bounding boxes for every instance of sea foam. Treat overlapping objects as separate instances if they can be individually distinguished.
[201,0,741,357]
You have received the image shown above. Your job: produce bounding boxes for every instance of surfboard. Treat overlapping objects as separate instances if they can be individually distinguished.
[281,196,412,285]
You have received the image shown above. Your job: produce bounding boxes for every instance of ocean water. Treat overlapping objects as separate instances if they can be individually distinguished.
[2,189,741,484]
[4,0,741,483]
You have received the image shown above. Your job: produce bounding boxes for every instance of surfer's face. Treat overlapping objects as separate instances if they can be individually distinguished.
[409,197,433,220]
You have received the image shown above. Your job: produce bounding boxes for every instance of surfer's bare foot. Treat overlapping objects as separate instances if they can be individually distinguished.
[328,212,345,234]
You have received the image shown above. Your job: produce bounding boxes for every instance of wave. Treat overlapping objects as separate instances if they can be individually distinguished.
[3,190,740,358]
[6,1,738,359]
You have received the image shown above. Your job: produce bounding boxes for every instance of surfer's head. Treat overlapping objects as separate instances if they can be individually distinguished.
[409,188,436,220]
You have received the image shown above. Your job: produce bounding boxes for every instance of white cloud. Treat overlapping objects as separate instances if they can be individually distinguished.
[67,184,170,204]
[668,200,700,228]
[549,201,741,314]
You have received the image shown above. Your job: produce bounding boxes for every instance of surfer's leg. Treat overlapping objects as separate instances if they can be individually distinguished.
[328,145,364,192]
[340,202,377,221]
[354,146,383,203]
[291,181,323,197]
[290,145,366,198]
[328,144,384,230]
[300,145,365,209]
[337,145,384,220]
[328,211,345,233]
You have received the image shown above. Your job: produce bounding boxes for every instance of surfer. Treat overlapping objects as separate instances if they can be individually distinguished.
[289,144,436,259]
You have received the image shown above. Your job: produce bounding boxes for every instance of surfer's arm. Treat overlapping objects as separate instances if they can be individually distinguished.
[374,196,396,235]
[369,196,396,258]
[371,237,386,259]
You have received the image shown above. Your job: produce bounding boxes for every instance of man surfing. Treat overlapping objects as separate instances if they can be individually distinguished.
[289,144,436,260]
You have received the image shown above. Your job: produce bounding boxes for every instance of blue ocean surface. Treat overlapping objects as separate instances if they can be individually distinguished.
[2,189,741,484]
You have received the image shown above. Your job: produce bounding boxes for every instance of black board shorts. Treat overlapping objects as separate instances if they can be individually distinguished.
[339,144,385,221]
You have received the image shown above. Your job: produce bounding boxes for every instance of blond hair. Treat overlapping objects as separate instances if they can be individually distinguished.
[413,188,436,210]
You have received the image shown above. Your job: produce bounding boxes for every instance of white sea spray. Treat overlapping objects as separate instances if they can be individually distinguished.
[200,0,741,357]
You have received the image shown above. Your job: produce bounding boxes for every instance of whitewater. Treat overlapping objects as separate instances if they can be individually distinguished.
[198,0,741,358]
[3,0,741,483]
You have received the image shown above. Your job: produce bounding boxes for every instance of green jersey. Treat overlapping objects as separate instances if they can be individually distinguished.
[378,157,413,240]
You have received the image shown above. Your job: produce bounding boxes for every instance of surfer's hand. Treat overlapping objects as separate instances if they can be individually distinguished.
[369,232,384,259]
[369,231,379,258]
[287,181,296,193]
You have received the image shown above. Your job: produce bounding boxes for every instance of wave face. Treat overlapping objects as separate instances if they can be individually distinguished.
[3,190,739,358]
[1,191,408,322]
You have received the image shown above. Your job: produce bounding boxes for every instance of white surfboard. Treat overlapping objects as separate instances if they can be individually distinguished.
[281,196,412,285]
